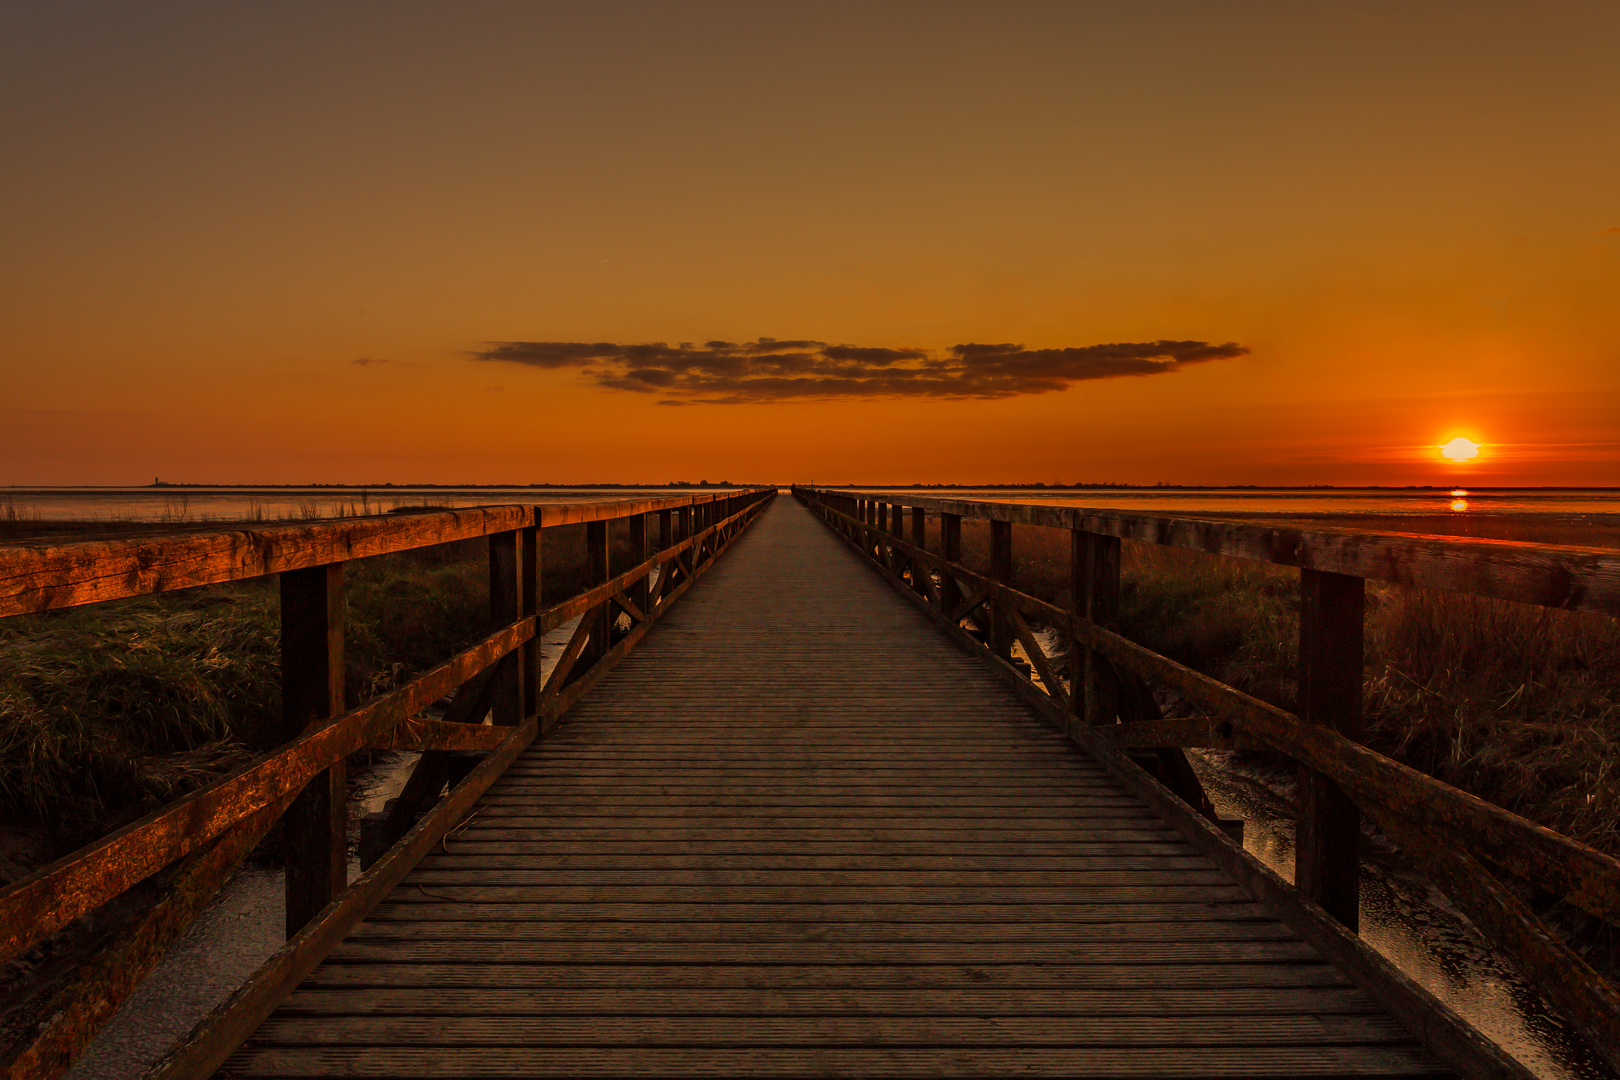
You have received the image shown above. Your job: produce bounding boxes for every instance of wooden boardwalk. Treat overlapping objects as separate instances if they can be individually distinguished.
[227,498,1450,1078]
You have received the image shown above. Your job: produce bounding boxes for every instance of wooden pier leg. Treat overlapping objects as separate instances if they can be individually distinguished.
[628,511,650,616]
[940,513,963,614]
[1077,531,1121,727]
[1297,568,1364,931]
[876,502,889,566]
[488,531,521,726]
[585,520,610,664]
[990,520,1013,658]
[279,562,346,938]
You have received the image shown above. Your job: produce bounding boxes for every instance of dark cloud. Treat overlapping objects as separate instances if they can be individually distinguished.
[822,345,928,364]
[471,341,621,368]
[469,336,1247,402]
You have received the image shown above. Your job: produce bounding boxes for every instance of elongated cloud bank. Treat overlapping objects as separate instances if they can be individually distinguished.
[469,337,1246,402]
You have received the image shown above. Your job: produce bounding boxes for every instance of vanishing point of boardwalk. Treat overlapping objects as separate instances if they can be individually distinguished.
[226,499,1447,1078]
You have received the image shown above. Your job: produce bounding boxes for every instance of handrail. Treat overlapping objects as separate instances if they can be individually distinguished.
[0,492,761,618]
[0,487,776,1079]
[796,484,1620,1075]
[807,487,1620,617]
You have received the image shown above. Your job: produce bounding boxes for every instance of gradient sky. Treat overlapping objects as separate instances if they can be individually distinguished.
[4,2,1617,486]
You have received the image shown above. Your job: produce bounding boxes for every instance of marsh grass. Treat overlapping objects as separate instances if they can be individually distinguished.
[0,515,655,867]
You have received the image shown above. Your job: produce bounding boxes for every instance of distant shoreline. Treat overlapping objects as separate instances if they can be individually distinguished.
[2,483,1618,493]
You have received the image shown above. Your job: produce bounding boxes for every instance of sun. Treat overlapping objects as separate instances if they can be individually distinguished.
[1439,437,1482,462]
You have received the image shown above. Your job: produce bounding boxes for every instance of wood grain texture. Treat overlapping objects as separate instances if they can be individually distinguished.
[0,490,773,617]
[226,499,1452,1079]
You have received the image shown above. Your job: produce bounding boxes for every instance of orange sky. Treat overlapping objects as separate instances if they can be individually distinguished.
[3,3,1618,487]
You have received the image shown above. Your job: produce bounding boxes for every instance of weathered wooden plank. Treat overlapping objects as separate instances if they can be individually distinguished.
[250,1012,1414,1047]
[324,884,1257,904]
[0,505,530,616]
[398,868,1236,888]
[297,962,1354,990]
[320,939,1318,965]
[412,845,1204,862]
[222,1044,1451,1078]
[0,491,772,619]
[274,984,1383,1016]
[359,901,1273,924]
[341,918,1293,942]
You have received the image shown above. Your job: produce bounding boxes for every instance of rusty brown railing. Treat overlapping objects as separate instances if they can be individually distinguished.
[0,488,775,1079]
[797,485,1620,1077]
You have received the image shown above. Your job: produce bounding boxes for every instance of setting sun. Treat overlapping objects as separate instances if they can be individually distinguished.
[1440,437,1482,462]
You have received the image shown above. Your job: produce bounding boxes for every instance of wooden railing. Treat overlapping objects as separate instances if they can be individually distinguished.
[0,488,775,1080]
[797,485,1620,1077]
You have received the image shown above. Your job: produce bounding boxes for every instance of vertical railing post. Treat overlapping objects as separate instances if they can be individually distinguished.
[628,511,649,614]
[940,513,963,614]
[521,519,539,720]
[989,519,1013,658]
[279,562,346,938]
[658,508,672,559]
[1297,568,1365,931]
[910,505,927,595]
[876,502,888,566]
[489,531,521,726]
[1075,530,1121,727]
[584,519,610,665]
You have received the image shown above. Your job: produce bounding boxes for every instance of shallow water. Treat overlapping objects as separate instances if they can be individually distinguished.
[1192,756,1610,1080]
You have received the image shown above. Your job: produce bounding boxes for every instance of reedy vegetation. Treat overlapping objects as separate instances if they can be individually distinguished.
[0,518,632,869]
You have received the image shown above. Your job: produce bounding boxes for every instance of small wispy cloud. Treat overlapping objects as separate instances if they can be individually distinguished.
[467,337,1247,403]
[351,356,389,366]
[1600,226,1620,235]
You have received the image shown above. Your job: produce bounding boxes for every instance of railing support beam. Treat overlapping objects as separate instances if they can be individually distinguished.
[1297,567,1365,931]
[989,520,1013,658]
[488,531,522,726]
[940,513,963,613]
[279,562,347,938]
[1075,530,1121,728]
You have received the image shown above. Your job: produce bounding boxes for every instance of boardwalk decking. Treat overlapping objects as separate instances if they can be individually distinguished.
[227,498,1450,1078]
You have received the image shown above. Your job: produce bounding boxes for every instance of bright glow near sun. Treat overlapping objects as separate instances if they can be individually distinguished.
[1440,437,1482,462]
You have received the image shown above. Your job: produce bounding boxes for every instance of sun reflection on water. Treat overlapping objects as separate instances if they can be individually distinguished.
[1450,498,1470,513]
